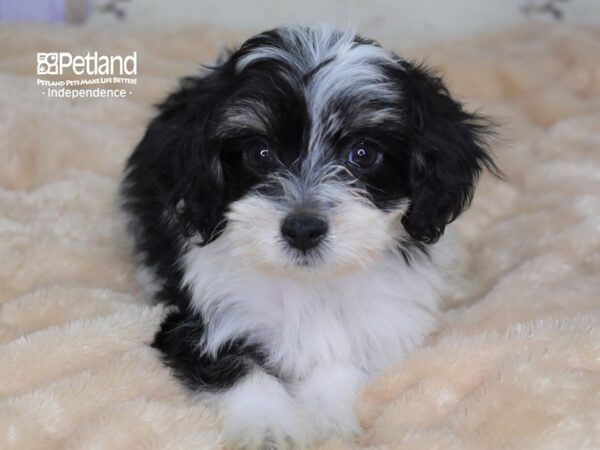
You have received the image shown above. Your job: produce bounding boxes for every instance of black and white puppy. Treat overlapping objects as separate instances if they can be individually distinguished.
[121,25,496,449]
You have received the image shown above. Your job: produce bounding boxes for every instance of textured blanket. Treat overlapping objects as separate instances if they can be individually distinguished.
[1,23,599,449]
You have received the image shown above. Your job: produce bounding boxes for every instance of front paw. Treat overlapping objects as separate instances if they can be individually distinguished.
[295,364,363,440]
[219,371,309,449]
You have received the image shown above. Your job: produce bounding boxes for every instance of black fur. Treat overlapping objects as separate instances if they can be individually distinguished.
[121,26,496,392]
[398,62,498,243]
[152,309,265,390]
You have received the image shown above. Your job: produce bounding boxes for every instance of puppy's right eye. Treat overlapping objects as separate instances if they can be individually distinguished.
[244,142,274,171]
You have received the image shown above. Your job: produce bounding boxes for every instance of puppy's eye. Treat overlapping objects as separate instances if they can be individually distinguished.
[244,142,274,171]
[347,143,382,170]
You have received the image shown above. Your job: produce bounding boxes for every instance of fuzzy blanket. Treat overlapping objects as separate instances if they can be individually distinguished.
[1,23,600,450]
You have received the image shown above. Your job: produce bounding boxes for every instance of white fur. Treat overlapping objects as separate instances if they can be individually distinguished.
[180,185,456,447]
[221,170,410,275]
[303,34,400,155]
[211,364,366,449]
[216,370,310,449]
[294,363,364,439]
[182,228,449,378]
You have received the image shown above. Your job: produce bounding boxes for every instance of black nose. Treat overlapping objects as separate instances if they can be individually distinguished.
[281,214,328,252]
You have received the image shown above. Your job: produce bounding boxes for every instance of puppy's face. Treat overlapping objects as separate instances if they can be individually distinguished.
[147,26,495,276]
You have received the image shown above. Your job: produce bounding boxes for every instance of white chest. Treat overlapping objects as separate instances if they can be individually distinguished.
[182,242,449,379]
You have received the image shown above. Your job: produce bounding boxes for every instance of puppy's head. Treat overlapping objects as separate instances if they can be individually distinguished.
[139,25,496,276]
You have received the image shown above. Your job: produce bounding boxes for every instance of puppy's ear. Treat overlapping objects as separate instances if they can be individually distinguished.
[126,67,232,244]
[399,62,498,243]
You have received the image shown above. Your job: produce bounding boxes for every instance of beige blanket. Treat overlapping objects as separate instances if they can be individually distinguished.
[1,23,599,449]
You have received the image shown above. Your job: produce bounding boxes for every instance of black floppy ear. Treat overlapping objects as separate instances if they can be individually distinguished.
[399,62,497,244]
[124,67,232,245]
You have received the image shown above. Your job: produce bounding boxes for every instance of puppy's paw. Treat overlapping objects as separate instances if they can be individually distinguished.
[219,371,309,449]
[295,364,363,440]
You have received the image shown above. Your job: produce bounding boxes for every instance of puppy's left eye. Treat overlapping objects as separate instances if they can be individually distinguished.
[347,143,382,170]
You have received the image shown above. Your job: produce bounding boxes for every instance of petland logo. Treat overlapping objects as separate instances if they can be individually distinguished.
[36,51,138,99]
[37,51,137,76]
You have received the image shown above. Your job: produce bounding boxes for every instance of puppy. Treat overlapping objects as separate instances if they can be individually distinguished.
[121,25,496,449]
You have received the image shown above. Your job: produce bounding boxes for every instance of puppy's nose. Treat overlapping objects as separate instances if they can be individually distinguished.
[281,214,328,252]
